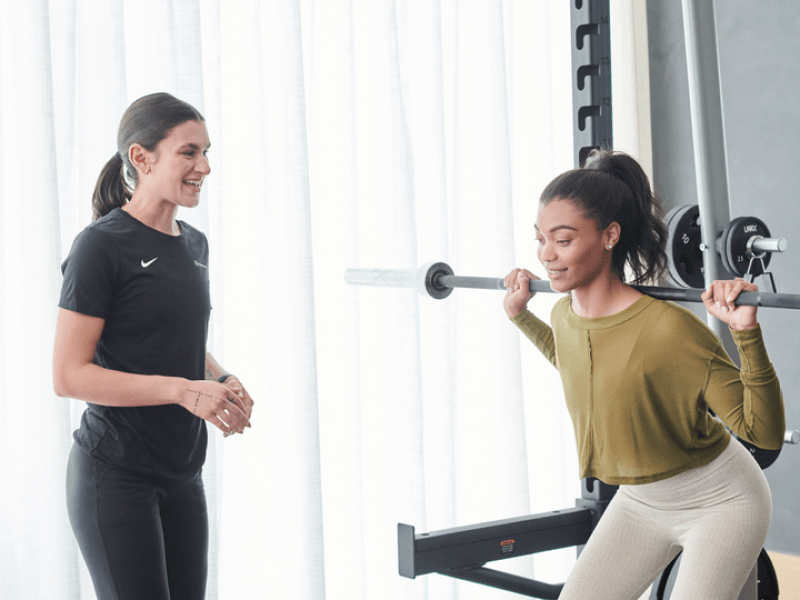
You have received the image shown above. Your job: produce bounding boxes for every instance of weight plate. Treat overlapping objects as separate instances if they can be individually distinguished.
[735,435,781,470]
[757,548,780,600]
[718,216,772,278]
[666,205,705,289]
[654,549,778,599]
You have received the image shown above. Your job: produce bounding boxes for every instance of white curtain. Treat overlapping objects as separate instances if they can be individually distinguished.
[0,1,644,598]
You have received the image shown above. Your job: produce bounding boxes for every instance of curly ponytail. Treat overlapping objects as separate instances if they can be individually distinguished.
[539,149,668,285]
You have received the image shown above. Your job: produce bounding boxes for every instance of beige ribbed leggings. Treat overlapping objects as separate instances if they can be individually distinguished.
[559,440,772,600]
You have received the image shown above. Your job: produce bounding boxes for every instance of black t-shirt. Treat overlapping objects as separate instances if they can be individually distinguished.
[59,208,211,480]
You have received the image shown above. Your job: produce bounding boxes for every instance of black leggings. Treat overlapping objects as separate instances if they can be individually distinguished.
[66,443,209,600]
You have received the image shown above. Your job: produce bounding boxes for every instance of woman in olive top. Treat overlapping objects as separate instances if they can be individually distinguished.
[504,150,784,600]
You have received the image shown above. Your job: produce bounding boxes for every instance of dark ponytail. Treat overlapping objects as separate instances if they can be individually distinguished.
[91,92,205,221]
[91,154,131,221]
[540,149,668,284]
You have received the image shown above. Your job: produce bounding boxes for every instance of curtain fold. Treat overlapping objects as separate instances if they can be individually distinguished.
[0,1,640,598]
[0,1,77,598]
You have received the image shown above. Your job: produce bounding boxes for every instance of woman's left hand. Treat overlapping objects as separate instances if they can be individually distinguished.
[222,377,254,436]
[701,278,759,330]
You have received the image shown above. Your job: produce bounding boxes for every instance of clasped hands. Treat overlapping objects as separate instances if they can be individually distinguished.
[182,376,254,437]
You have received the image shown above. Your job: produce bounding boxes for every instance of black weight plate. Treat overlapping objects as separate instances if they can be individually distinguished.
[654,549,778,599]
[757,548,780,600]
[735,435,781,470]
[719,216,772,278]
[666,205,705,289]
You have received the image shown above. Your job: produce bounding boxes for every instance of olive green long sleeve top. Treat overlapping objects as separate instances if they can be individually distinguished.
[511,295,785,485]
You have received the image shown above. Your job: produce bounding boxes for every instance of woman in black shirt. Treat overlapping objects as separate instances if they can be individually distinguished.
[54,92,253,600]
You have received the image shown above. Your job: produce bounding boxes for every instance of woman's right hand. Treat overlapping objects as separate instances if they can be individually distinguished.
[179,380,252,435]
[503,268,539,317]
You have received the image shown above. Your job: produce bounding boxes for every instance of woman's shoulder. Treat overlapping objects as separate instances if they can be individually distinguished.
[550,295,571,322]
[76,208,135,241]
[647,297,703,322]
[645,298,719,344]
[176,219,208,242]
[69,212,124,253]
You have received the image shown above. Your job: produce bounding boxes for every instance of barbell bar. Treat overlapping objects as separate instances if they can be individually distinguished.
[749,237,787,255]
[344,261,800,310]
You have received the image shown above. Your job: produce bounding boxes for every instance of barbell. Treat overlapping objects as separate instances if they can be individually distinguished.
[344,261,800,310]
[346,206,795,307]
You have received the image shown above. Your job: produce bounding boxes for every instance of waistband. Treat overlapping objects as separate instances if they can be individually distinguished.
[620,439,768,510]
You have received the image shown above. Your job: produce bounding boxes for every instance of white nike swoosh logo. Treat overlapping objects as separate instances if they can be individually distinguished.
[141,258,158,268]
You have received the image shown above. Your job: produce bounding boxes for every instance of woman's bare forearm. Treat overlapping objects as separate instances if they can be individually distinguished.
[53,307,188,408]
[54,361,187,408]
[205,351,230,381]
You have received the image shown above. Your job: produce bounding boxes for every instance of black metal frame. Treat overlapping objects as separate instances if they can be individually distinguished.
[399,479,617,599]
[571,0,612,167]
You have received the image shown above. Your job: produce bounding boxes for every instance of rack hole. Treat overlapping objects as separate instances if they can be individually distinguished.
[576,23,599,50]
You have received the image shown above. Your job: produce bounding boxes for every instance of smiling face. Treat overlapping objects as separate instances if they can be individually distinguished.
[137,119,211,209]
[535,198,620,293]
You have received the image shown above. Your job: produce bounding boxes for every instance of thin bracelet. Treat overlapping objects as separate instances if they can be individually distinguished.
[218,373,235,384]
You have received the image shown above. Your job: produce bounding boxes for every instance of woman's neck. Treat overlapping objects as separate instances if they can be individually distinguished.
[122,194,180,236]
[569,274,643,318]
